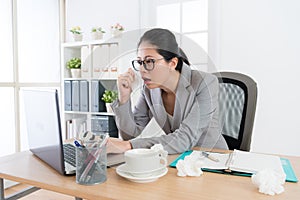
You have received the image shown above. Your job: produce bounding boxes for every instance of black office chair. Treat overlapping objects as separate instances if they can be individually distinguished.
[213,72,257,151]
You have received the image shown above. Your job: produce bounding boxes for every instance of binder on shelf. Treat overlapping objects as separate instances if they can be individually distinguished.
[64,80,72,111]
[79,80,89,112]
[109,44,119,79]
[92,45,110,79]
[92,46,101,78]
[66,118,87,139]
[98,81,106,112]
[91,80,106,112]
[72,117,87,138]
[109,44,119,62]
[81,46,92,78]
[91,80,100,112]
[71,80,80,111]
[65,120,71,139]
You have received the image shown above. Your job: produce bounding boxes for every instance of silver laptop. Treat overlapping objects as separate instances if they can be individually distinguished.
[22,88,77,175]
[22,88,124,176]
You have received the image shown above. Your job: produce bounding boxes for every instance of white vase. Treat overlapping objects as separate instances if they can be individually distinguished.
[72,34,83,42]
[106,103,113,113]
[91,32,103,40]
[70,68,81,78]
[111,29,122,38]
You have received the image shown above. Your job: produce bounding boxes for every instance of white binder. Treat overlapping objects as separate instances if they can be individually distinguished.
[92,45,110,79]
[81,46,92,78]
[109,44,119,79]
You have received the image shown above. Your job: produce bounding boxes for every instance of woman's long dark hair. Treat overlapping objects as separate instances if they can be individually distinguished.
[137,28,190,72]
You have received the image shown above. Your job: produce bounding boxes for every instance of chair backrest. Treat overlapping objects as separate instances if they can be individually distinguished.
[213,72,257,151]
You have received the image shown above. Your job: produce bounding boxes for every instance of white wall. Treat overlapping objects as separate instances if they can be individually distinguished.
[209,0,300,156]
[65,0,140,42]
[67,0,300,156]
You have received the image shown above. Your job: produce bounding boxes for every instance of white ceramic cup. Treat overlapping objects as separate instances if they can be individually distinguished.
[124,148,167,173]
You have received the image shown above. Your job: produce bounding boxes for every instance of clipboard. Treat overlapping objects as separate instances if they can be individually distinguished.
[170,150,298,183]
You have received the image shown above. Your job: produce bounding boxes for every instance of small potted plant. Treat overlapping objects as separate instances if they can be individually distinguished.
[101,90,118,113]
[110,23,124,38]
[91,27,105,40]
[66,57,81,78]
[70,26,83,41]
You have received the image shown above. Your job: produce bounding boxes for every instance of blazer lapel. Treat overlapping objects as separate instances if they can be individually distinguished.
[171,64,192,131]
[150,88,170,131]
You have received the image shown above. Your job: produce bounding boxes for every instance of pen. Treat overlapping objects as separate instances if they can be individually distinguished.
[79,134,109,182]
[202,152,219,162]
[79,148,103,182]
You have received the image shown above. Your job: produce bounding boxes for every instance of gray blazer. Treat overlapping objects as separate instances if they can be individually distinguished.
[112,64,228,154]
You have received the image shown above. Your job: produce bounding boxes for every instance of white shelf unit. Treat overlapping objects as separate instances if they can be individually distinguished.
[61,41,119,140]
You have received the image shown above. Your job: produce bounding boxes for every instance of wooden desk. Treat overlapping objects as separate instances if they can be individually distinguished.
[0,151,299,200]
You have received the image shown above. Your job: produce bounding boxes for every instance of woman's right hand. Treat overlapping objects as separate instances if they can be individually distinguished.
[106,137,132,154]
[117,68,136,105]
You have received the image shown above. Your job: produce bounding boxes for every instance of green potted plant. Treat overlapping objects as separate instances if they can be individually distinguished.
[101,90,118,113]
[66,57,81,78]
[91,27,105,40]
[69,26,83,41]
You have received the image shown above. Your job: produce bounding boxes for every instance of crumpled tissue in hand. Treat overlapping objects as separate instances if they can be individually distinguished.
[176,151,204,177]
[251,169,286,195]
[151,144,168,158]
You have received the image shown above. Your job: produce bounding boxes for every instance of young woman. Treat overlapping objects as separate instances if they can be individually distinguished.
[107,28,228,154]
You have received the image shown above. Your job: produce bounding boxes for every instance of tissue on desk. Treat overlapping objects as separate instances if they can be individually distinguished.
[176,151,204,177]
[251,169,286,195]
[151,144,168,158]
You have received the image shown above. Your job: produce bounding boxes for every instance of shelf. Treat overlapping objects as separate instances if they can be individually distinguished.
[91,78,117,81]
[64,111,90,115]
[63,77,117,81]
[63,78,89,81]
[64,111,115,116]
[61,39,119,139]
[62,40,119,48]
[90,112,115,116]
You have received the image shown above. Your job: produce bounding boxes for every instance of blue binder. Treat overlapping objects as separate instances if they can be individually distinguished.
[79,80,89,112]
[71,80,80,111]
[91,80,99,112]
[64,80,72,111]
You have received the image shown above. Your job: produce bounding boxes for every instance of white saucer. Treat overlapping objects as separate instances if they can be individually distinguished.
[116,163,166,175]
[116,164,168,183]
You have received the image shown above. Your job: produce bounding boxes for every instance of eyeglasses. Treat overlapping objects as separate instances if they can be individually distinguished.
[131,58,164,71]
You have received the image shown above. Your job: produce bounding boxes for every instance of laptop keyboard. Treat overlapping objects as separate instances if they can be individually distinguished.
[63,143,76,167]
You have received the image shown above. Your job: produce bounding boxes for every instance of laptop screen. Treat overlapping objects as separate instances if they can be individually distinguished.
[22,88,65,175]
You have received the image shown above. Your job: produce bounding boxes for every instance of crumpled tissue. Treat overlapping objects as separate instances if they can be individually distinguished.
[176,151,204,177]
[150,144,168,158]
[251,169,286,195]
